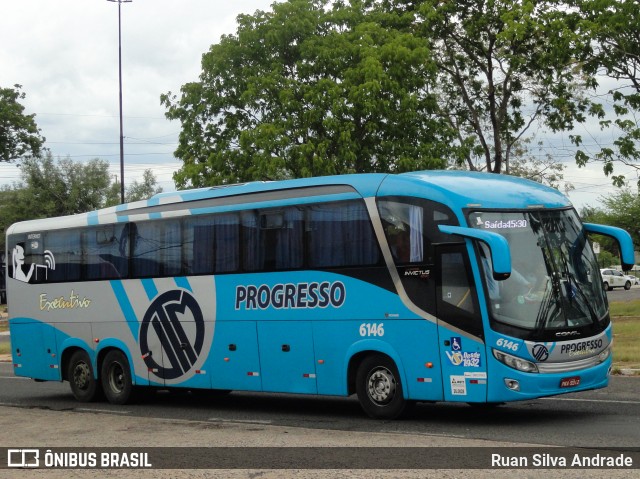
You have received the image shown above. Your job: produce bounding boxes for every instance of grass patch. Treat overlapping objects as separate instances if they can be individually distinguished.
[0,342,9,356]
[610,300,640,317]
[610,300,640,374]
[0,321,7,333]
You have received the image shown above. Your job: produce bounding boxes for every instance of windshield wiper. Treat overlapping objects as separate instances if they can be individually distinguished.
[534,278,558,334]
[557,248,598,324]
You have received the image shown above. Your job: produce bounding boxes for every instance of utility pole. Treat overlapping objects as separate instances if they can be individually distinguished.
[107,0,132,204]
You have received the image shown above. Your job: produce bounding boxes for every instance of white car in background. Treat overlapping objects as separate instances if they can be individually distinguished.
[600,269,632,291]
[625,274,640,286]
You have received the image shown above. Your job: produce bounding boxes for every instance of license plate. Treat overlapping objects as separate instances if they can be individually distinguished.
[560,376,581,388]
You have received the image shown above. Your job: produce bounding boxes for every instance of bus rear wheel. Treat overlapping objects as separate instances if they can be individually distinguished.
[101,350,135,405]
[68,350,101,402]
[356,354,407,419]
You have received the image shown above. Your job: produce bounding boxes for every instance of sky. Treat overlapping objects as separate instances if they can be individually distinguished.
[1,0,637,211]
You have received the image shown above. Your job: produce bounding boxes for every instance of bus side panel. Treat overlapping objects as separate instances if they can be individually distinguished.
[10,320,60,381]
[209,320,262,391]
[92,321,152,387]
[313,319,444,401]
[393,320,444,401]
[257,321,317,394]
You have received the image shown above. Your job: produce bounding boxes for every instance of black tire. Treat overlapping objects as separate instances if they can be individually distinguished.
[356,354,407,419]
[603,281,611,291]
[68,350,101,402]
[101,350,135,405]
[624,281,631,290]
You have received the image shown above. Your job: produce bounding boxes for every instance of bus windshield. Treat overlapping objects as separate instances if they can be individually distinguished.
[468,209,608,339]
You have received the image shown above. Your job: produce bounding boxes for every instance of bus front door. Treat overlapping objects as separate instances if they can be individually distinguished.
[436,245,488,403]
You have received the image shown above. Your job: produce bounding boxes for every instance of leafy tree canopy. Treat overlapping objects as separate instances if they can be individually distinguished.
[0,153,162,249]
[164,0,637,188]
[0,85,45,162]
[408,0,591,174]
[570,0,640,187]
[162,0,453,187]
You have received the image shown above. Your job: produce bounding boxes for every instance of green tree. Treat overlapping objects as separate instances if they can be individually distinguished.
[0,154,163,249]
[580,189,640,268]
[0,85,45,162]
[162,0,452,188]
[599,189,640,248]
[571,0,640,187]
[104,169,164,206]
[3,153,112,219]
[406,0,591,174]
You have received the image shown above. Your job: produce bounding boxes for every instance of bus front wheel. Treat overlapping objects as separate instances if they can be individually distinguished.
[101,350,135,405]
[356,354,407,419]
[68,350,101,402]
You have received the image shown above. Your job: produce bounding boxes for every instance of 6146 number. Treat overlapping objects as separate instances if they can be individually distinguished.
[359,323,384,337]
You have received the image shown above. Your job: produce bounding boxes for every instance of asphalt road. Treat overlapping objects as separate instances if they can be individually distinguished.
[607,284,640,302]
[0,362,638,449]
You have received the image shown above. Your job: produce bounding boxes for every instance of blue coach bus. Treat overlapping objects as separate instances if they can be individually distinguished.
[6,171,635,418]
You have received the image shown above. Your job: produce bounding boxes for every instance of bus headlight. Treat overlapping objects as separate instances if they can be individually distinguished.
[597,345,611,363]
[492,349,539,373]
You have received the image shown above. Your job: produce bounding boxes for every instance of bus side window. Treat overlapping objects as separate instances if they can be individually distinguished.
[378,197,458,265]
[307,201,379,268]
[131,220,181,277]
[85,225,129,280]
[45,229,82,282]
[184,213,240,275]
[242,207,303,272]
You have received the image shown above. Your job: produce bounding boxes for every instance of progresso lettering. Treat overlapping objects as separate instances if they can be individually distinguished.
[560,339,603,357]
[235,282,346,310]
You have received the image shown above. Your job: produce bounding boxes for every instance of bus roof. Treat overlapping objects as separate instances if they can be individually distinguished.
[6,171,572,235]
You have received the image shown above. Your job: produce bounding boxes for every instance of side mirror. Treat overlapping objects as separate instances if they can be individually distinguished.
[583,223,635,271]
[438,225,512,280]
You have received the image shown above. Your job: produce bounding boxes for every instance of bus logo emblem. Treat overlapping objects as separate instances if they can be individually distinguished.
[532,344,549,362]
[139,290,205,380]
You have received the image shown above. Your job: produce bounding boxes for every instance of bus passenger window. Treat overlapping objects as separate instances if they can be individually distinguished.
[307,201,379,268]
[242,208,303,271]
[132,220,181,277]
[378,197,459,266]
[184,214,240,274]
[85,225,129,280]
[45,230,82,282]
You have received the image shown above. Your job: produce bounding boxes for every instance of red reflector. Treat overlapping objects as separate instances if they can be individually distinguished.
[470,379,479,384]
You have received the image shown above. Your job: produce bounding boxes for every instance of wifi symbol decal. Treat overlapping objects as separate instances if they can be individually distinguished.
[44,250,56,270]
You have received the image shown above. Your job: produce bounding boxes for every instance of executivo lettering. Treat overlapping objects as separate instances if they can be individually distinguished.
[40,291,92,311]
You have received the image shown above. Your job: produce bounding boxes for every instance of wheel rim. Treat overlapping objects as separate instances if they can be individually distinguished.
[73,362,91,391]
[367,367,396,405]
[108,361,125,394]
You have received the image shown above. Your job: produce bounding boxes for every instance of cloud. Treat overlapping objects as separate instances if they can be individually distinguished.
[0,0,274,189]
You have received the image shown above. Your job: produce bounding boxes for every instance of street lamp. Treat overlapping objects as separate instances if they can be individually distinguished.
[107,0,132,204]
